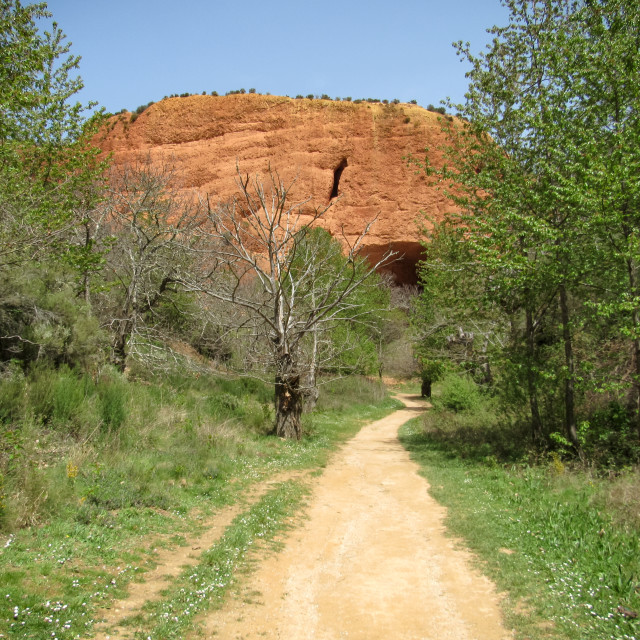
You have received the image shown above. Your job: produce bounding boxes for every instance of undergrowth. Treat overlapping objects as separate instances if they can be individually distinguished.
[0,367,396,638]
[400,377,640,640]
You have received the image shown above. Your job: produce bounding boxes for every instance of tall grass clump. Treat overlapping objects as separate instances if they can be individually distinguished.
[315,375,387,412]
[96,367,128,432]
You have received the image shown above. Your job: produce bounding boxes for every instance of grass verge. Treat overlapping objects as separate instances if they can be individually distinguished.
[0,372,398,639]
[399,406,640,640]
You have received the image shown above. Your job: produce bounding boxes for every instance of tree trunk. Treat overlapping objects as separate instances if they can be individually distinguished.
[479,335,492,385]
[632,330,640,443]
[559,283,579,450]
[111,319,131,373]
[627,257,640,442]
[302,382,319,412]
[275,372,303,440]
[302,326,320,412]
[525,306,544,445]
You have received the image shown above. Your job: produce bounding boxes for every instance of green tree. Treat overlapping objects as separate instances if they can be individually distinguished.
[415,0,640,449]
[0,1,105,261]
[569,0,640,439]
[0,1,107,369]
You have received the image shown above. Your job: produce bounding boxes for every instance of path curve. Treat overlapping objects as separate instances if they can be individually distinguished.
[198,394,513,639]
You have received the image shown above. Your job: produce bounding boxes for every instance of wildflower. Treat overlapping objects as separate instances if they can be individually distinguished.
[66,462,79,480]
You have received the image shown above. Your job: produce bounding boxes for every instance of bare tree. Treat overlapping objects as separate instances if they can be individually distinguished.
[190,168,396,439]
[94,158,207,371]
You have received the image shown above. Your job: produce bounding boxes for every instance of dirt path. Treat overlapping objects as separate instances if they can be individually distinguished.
[197,394,513,640]
[91,471,309,640]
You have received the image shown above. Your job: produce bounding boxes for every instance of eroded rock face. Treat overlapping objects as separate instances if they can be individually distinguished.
[99,94,454,284]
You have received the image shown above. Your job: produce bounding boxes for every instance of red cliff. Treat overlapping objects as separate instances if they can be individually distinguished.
[99,94,454,284]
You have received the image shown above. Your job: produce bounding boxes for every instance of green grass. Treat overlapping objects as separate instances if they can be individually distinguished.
[0,371,398,638]
[399,394,640,640]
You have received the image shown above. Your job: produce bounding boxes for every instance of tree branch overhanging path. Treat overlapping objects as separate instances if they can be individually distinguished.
[187,166,397,439]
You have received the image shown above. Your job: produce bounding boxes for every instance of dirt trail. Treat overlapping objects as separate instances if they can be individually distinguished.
[92,471,309,640]
[197,394,513,640]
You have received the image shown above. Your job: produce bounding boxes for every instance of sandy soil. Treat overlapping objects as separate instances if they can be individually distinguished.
[197,394,513,640]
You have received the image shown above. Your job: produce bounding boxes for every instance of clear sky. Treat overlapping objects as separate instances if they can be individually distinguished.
[44,0,508,114]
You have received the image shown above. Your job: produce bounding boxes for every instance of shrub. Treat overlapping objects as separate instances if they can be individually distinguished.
[27,363,57,423]
[427,104,447,115]
[409,99,417,104]
[51,368,90,431]
[249,88,256,94]
[0,364,26,424]
[306,94,314,99]
[438,373,481,413]
[320,94,330,100]
[135,102,153,114]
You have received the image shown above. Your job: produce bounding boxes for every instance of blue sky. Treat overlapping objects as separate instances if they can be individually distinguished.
[44,0,508,114]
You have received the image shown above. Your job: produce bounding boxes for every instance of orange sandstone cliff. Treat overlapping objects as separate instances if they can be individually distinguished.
[99,94,454,284]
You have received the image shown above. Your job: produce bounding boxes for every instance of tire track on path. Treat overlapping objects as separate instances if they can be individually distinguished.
[91,471,309,640]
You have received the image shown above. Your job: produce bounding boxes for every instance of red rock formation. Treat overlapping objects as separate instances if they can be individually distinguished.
[99,94,455,284]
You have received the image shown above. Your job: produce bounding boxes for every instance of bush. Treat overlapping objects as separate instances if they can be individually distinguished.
[437,373,481,412]
[51,368,91,432]
[0,364,26,424]
[27,363,57,423]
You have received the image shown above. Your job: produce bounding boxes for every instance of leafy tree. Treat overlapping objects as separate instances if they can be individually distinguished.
[0,1,106,369]
[0,1,105,263]
[569,0,640,439]
[414,0,640,450]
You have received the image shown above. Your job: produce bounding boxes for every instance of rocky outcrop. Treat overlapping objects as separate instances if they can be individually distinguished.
[99,94,455,284]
